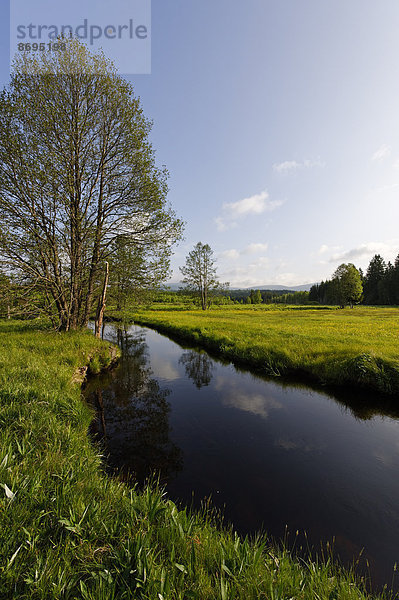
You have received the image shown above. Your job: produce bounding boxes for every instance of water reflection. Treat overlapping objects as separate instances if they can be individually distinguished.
[214,374,283,419]
[86,326,183,483]
[274,436,320,453]
[179,350,214,388]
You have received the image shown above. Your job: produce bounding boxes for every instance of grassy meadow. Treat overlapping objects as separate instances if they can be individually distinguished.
[0,318,392,599]
[122,305,399,396]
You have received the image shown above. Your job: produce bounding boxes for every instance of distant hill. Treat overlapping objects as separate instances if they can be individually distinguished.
[164,283,316,292]
[162,283,184,291]
[249,284,315,292]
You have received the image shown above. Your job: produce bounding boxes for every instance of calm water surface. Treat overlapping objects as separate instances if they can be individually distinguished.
[86,323,399,592]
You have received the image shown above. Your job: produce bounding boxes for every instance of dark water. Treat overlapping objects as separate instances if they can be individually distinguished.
[85,323,399,592]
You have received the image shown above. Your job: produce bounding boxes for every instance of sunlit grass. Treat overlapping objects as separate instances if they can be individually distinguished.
[0,319,393,598]
[127,306,399,395]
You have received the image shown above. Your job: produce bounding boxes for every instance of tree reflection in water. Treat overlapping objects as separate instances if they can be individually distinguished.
[87,326,183,485]
[179,350,214,389]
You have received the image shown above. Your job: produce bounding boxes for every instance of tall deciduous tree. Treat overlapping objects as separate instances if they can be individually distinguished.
[0,271,12,319]
[0,40,183,330]
[331,263,363,308]
[250,289,262,304]
[180,242,225,310]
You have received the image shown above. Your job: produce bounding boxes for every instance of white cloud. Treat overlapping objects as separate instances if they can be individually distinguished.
[215,189,283,231]
[219,248,240,260]
[214,217,237,232]
[224,190,276,218]
[328,241,399,263]
[273,158,325,174]
[219,259,306,288]
[218,244,268,261]
[371,144,391,162]
[317,244,342,255]
[249,256,270,269]
[273,160,301,173]
[243,242,269,254]
[220,265,268,287]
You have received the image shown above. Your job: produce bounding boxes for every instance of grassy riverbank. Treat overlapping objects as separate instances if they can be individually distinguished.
[123,306,399,396]
[0,319,392,599]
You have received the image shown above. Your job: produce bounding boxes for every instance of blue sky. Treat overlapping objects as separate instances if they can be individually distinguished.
[2,1,399,286]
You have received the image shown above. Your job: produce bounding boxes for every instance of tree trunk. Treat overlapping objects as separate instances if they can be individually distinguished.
[95,262,109,338]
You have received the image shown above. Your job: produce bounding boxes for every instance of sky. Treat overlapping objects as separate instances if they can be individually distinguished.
[2,0,399,287]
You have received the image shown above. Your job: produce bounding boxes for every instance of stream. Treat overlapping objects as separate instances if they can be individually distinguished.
[85,322,399,592]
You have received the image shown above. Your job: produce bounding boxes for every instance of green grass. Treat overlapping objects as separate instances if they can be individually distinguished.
[121,305,399,396]
[0,319,393,598]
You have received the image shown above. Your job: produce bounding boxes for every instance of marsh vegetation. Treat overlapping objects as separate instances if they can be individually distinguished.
[0,319,394,598]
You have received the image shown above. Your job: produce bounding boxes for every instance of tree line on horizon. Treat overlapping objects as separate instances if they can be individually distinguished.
[309,253,399,306]
[152,249,399,309]
[171,247,399,309]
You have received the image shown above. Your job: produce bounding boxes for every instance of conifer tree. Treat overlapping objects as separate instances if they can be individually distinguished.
[363,255,386,305]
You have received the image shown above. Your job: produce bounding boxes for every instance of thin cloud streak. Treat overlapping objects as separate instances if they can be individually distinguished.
[371,144,391,162]
[273,158,325,173]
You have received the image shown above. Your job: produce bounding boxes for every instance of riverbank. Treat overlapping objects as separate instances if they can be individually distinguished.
[0,319,391,598]
[119,306,399,396]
